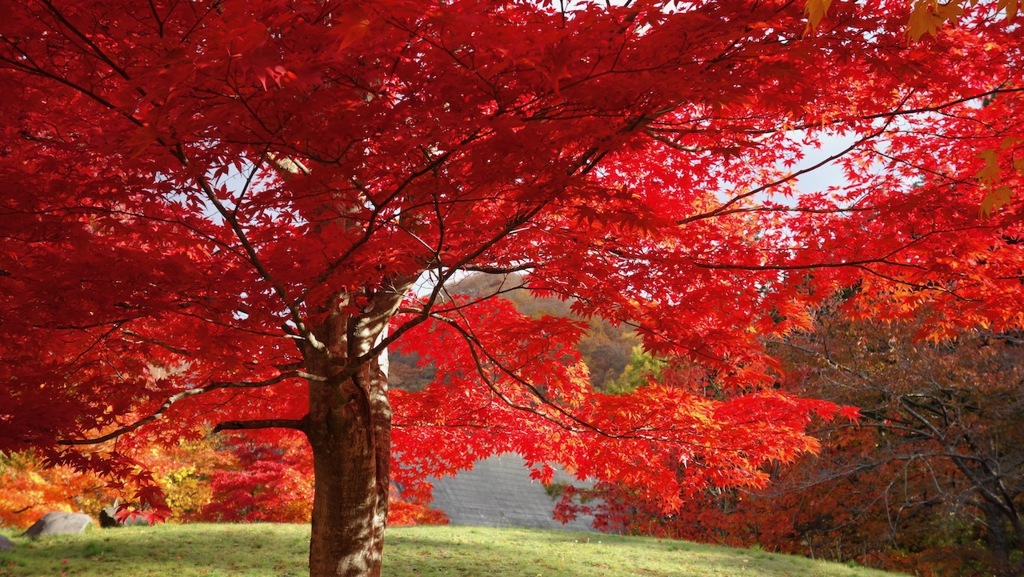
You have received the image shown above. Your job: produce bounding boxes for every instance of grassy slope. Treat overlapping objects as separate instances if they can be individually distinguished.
[0,524,902,577]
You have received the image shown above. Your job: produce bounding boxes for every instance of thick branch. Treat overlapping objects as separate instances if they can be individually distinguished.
[212,418,307,433]
[57,372,305,446]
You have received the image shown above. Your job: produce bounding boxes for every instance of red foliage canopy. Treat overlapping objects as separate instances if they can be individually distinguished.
[0,0,1021,574]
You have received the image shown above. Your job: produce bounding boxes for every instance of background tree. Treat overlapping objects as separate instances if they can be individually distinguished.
[0,436,448,527]
[1,1,1023,577]
[568,321,1024,576]
[0,451,117,528]
[775,321,1024,576]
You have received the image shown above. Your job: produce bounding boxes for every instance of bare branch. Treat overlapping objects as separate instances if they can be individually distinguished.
[57,371,305,446]
[212,418,307,433]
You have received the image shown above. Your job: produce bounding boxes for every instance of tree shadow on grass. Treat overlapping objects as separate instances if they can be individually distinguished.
[0,525,309,577]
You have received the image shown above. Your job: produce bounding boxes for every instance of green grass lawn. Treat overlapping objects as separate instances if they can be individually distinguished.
[0,523,902,577]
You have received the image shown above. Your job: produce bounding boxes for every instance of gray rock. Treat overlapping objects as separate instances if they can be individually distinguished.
[0,534,13,551]
[22,512,92,538]
[116,512,152,527]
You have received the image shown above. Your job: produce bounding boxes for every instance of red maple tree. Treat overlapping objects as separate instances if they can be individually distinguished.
[1,1,1022,576]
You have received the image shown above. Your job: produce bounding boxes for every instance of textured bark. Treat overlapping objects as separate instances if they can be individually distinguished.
[305,354,390,577]
[981,502,1011,577]
[303,289,404,577]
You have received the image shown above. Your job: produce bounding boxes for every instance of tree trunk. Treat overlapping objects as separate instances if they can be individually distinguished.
[299,281,412,577]
[304,332,391,577]
[981,502,1012,577]
[305,361,391,577]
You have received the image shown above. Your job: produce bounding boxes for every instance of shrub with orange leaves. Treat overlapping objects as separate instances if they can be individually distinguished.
[0,451,117,528]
